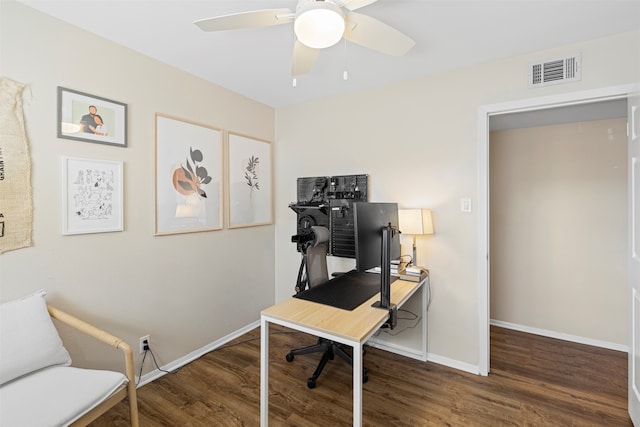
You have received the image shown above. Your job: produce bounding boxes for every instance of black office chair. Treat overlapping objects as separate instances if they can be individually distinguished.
[286,226,368,389]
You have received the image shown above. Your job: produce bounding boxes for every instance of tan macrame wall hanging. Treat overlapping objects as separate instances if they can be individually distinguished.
[0,77,33,254]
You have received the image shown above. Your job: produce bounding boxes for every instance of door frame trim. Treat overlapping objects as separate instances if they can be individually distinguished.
[477,83,639,376]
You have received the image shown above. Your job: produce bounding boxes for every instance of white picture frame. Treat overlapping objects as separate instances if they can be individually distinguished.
[61,156,124,235]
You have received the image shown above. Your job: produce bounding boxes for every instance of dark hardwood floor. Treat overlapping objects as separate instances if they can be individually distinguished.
[92,325,630,426]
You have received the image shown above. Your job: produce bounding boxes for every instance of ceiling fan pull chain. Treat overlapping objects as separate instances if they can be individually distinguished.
[343,39,349,81]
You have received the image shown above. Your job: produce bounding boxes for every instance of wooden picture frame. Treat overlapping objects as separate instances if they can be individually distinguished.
[57,87,127,147]
[61,156,124,235]
[227,132,272,228]
[154,114,223,235]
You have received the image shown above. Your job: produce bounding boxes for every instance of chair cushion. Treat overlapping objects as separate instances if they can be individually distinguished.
[0,365,128,426]
[0,290,71,385]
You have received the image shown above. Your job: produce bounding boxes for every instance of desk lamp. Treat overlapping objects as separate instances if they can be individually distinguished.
[398,208,434,266]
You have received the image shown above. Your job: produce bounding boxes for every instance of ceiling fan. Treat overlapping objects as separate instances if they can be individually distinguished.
[194,0,415,76]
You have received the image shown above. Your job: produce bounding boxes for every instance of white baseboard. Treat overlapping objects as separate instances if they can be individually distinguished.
[426,353,481,375]
[136,320,484,387]
[366,339,427,362]
[144,319,610,387]
[490,319,628,353]
[136,320,260,387]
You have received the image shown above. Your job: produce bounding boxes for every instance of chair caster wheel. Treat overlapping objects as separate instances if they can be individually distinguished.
[307,377,316,389]
[286,353,294,362]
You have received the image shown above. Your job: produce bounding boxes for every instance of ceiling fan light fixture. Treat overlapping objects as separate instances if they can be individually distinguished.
[294,1,345,49]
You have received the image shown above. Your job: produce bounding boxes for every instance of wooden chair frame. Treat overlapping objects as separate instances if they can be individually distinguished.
[47,305,139,427]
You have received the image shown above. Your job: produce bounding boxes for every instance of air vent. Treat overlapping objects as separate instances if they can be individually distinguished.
[529,53,581,88]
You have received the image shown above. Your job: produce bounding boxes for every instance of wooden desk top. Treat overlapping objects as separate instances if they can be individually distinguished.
[261,279,422,343]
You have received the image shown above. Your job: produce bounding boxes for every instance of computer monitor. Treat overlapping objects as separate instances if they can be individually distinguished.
[353,202,401,309]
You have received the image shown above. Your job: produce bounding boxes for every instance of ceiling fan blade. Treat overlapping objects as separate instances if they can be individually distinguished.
[195,9,293,32]
[340,0,379,11]
[344,12,415,56]
[292,40,320,76]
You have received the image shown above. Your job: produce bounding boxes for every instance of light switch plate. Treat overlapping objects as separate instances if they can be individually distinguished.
[461,198,472,213]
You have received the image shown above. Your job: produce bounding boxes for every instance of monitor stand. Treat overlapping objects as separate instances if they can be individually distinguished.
[372,223,395,310]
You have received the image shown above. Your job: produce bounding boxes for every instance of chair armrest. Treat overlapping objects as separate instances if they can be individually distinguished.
[46,305,139,426]
[47,305,128,352]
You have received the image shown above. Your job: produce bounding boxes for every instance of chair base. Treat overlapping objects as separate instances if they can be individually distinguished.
[285,338,368,389]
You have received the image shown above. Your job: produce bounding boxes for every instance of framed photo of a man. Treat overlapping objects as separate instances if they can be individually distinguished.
[57,87,127,147]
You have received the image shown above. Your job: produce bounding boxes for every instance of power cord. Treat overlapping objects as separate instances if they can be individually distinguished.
[373,308,421,337]
[136,331,302,386]
[136,344,180,387]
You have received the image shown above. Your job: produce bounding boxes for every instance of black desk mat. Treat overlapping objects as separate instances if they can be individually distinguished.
[294,270,398,311]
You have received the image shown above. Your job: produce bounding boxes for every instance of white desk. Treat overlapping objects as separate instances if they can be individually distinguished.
[260,276,426,426]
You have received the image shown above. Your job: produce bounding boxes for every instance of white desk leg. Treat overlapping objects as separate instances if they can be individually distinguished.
[353,342,362,427]
[260,317,269,426]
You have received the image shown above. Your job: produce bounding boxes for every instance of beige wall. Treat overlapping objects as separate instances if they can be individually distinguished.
[2,0,639,376]
[490,119,628,346]
[275,32,640,368]
[0,1,275,374]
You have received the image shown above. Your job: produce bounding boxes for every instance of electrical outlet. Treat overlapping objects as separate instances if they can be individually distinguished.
[139,335,150,354]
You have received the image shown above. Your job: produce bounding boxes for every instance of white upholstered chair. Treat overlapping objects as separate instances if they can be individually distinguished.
[0,290,139,426]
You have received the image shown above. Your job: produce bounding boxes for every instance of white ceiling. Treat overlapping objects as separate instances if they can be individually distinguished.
[16,0,640,108]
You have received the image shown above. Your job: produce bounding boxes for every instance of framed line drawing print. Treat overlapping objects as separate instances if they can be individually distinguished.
[155,114,223,235]
[57,87,127,147]
[227,132,272,228]
[61,156,123,235]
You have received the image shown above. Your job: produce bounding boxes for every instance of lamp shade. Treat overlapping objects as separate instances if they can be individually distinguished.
[294,2,345,49]
[399,209,434,235]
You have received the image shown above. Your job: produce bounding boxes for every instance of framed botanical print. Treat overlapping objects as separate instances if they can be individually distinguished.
[155,114,223,235]
[227,132,272,228]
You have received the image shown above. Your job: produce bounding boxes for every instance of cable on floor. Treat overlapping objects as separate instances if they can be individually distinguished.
[136,330,303,385]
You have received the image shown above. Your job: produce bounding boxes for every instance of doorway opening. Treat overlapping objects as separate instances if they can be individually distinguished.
[489,102,627,347]
[477,85,637,375]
